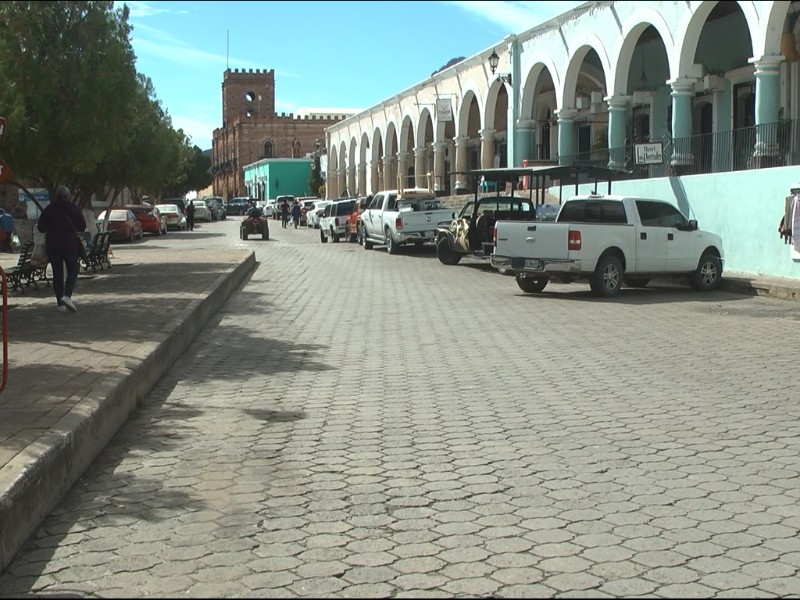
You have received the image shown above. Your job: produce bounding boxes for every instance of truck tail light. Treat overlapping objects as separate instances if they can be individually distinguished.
[334,217,340,226]
[568,230,582,251]
[493,225,498,245]
[396,216,403,231]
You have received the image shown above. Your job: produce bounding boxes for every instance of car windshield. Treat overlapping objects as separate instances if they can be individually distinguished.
[157,205,179,213]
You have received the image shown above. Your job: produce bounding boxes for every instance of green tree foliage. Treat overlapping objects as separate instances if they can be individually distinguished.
[308,154,324,197]
[0,1,201,208]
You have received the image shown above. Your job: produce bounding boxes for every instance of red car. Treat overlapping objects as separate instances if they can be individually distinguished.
[125,204,167,236]
[346,196,372,242]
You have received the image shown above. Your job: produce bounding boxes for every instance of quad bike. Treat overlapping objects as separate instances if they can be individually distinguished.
[240,211,270,240]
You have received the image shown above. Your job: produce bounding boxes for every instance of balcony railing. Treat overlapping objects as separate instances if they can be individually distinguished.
[558,119,800,178]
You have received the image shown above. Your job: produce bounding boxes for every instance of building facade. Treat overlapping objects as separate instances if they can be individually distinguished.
[324,0,800,280]
[211,68,354,201]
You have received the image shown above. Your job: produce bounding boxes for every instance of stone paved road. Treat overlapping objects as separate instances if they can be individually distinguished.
[2,216,800,598]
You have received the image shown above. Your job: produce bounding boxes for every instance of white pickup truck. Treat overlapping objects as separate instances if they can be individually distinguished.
[491,193,724,297]
[360,188,457,254]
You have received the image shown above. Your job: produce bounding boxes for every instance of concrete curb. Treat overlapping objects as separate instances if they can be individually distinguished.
[721,275,800,302]
[0,251,256,572]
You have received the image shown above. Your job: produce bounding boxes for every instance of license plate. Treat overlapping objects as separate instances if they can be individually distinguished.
[525,259,543,270]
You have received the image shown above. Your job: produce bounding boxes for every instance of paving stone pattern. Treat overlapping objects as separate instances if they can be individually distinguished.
[2,218,800,597]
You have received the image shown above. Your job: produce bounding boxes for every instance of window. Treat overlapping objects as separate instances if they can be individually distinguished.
[654,202,686,228]
[602,201,628,223]
[337,200,355,215]
[636,201,661,226]
[387,194,397,210]
[369,194,383,209]
[557,201,585,222]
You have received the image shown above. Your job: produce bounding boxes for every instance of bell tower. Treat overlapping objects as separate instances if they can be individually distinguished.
[221,68,275,126]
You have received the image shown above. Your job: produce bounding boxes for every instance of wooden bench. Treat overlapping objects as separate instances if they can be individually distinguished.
[6,242,49,293]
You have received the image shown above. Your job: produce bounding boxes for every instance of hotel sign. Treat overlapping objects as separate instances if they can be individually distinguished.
[634,142,664,165]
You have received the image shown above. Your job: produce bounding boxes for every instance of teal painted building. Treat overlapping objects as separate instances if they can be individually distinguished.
[242,158,313,200]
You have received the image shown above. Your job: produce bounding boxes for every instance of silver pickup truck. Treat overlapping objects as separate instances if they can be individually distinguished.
[360,188,457,254]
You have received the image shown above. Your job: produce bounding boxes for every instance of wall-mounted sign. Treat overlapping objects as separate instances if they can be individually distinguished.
[634,142,663,165]
[436,98,452,122]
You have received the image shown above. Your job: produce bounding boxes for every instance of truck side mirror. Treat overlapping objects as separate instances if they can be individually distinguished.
[689,219,698,231]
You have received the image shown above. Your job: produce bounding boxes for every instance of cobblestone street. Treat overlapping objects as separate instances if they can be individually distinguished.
[2,217,800,597]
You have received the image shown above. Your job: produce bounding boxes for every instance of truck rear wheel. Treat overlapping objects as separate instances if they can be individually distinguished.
[688,252,722,291]
[320,229,327,243]
[590,254,623,297]
[385,228,399,254]
[516,274,548,293]
[436,236,462,265]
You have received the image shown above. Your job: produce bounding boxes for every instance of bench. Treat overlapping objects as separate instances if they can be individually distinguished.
[80,231,112,272]
[6,242,49,293]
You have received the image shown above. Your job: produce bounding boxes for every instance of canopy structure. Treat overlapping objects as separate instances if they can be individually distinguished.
[453,165,633,204]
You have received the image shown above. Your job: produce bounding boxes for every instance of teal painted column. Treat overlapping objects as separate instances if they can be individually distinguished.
[556,109,577,165]
[669,78,695,173]
[516,119,534,166]
[752,56,783,167]
[606,95,629,170]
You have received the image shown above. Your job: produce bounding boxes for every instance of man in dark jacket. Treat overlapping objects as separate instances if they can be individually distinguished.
[36,185,87,313]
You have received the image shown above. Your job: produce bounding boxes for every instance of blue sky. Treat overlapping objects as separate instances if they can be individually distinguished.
[127,1,584,151]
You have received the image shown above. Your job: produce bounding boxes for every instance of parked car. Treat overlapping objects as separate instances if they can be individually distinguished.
[320,198,356,243]
[306,201,331,229]
[346,196,371,242]
[162,197,187,214]
[227,197,250,216]
[125,204,167,236]
[96,209,144,243]
[189,200,212,222]
[264,199,278,218]
[155,203,187,231]
[205,196,226,220]
[300,199,317,226]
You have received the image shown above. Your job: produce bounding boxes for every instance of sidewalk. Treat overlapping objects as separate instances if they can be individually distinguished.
[0,246,796,574]
[0,245,255,572]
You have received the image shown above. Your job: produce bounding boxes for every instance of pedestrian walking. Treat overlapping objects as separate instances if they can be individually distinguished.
[281,198,290,229]
[0,208,17,252]
[36,185,87,313]
[185,200,195,231]
[291,199,302,229]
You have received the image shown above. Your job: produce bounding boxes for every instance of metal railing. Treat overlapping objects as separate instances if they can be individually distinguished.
[558,119,800,177]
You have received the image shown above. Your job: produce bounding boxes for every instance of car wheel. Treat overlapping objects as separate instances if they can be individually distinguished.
[688,252,722,291]
[516,274,548,293]
[590,254,624,297]
[332,228,340,243]
[385,228,398,254]
[623,276,650,288]
[362,224,373,250]
[436,236,462,265]
[320,228,327,243]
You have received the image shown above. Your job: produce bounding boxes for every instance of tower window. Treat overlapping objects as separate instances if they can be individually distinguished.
[245,91,256,102]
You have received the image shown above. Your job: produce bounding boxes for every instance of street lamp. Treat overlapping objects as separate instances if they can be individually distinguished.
[488,49,512,86]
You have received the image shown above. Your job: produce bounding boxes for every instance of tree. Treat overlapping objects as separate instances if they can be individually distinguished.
[431,57,466,77]
[0,1,193,208]
[308,154,324,197]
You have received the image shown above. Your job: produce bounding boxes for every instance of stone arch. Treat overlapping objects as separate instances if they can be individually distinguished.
[612,8,676,95]
[457,87,484,138]
[560,33,612,109]
[520,62,559,162]
[371,127,384,192]
[758,1,793,56]
[520,60,561,119]
[417,107,434,148]
[675,1,757,77]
